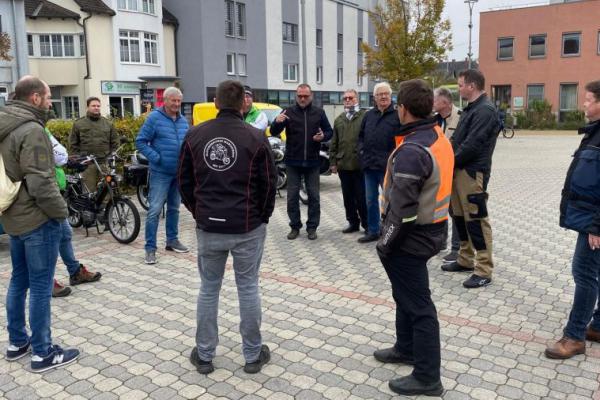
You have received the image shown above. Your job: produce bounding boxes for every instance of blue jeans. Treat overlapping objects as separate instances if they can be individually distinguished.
[364,169,385,235]
[145,171,181,252]
[59,219,80,276]
[564,233,600,340]
[195,224,266,363]
[6,219,61,357]
[286,165,320,231]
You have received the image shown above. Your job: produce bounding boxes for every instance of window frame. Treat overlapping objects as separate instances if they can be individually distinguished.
[282,22,298,44]
[27,34,34,56]
[235,2,246,38]
[119,30,141,63]
[337,67,343,85]
[143,32,158,65]
[316,28,322,48]
[225,0,235,37]
[497,37,514,61]
[357,37,363,54]
[526,84,544,108]
[63,96,80,119]
[528,34,546,59]
[237,53,247,76]
[226,53,236,75]
[283,63,298,82]
[316,66,323,84]
[562,32,581,57]
[141,0,155,14]
[559,82,578,121]
[337,33,343,52]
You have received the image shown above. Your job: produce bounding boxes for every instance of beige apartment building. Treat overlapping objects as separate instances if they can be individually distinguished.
[25,0,177,118]
[478,0,600,121]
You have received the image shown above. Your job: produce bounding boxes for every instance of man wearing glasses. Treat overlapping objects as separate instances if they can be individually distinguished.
[330,89,368,233]
[357,82,402,243]
[270,84,333,240]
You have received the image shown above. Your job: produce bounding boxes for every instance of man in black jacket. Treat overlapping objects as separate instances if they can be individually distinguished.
[441,69,499,289]
[357,82,401,243]
[178,80,276,375]
[270,83,333,240]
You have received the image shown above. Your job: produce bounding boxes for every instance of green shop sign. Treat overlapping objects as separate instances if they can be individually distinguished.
[101,81,141,95]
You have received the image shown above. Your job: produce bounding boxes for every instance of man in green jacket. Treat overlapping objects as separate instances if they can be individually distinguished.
[330,89,368,233]
[0,76,79,372]
[69,97,117,192]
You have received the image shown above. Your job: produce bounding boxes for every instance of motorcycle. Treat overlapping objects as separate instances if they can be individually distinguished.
[299,141,331,205]
[268,136,287,190]
[123,151,150,210]
[65,145,141,244]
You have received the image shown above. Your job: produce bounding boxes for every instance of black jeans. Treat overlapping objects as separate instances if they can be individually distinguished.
[287,165,320,231]
[380,252,441,384]
[338,169,367,230]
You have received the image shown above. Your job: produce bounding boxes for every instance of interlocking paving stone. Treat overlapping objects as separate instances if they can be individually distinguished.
[2,135,600,399]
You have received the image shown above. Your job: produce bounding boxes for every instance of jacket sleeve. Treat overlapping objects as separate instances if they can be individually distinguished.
[376,144,433,256]
[177,139,196,218]
[135,113,161,165]
[49,132,68,166]
[387,116,401,152]
[269,109,289,137]
[69,122,81,155]
[252,112,269,132]
[330,117,340,167]
[257,138,277,222]
[19,124,67,219]
[454,106,498,168]
[320,110,333,142]
[357,113,367,159]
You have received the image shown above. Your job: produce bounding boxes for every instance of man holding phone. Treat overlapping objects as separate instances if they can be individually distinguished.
[270,84,333,240]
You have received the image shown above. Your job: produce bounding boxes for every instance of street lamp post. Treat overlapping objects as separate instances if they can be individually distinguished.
[465,0,478,69]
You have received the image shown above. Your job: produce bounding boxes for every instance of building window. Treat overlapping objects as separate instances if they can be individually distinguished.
[559,83,578,122]
[118,0,138,11]
[225,1,245,38]
[39,35,51,56]
[357,73,363,86]
[143,33,158,64]
[51,35,63,57]
[316,28,322,48]
[226,53,236,75]
[357,37,363,54]
[527,84,544,107]
[63,35,74,57]
[236,2,246,38]
[120,30,141,63]
[283,22,298,43]
[337,34,343,52]
[27,34,33,56]
[316,66,323,84]
[562,32,581,56]
[142,0,155,14]
[225,0,234,36]
[79,34,86,56]
[497,37,513,60]
[337,68,343,85]
[64,96,79,119]
[529,34,546,58]
[237,54,247,75]
[283,63,298,82]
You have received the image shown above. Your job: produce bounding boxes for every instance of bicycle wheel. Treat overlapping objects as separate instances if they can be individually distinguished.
[503,128,515,139]
[106,198,140,244]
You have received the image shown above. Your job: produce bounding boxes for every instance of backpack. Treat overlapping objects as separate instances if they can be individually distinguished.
[0,150,21,215]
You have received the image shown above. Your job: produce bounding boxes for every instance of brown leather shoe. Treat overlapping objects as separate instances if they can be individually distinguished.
[586,327,600,343]
[69,264,102,286]
[544,336,585,359]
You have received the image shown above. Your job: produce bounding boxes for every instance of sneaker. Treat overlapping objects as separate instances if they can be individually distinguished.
[189,347,214,374]
[6,340,31,361]
[69,264,102,286]
[463,274,492,289]
[52,280,71,298]
[442,251,458,263]
[441,261,474,272]
[165,240,189,253]
[287,229,300,240]
[31,345,80,373]
[244,345,270,374]
[307,229,317,240]
[145,251,157,265]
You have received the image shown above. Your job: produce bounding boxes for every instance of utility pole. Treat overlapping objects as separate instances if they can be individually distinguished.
[465,0,478,69]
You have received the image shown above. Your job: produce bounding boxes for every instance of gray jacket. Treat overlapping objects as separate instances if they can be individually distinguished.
[0,100,67,235]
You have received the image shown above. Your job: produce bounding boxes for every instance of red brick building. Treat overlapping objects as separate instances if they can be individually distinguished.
[478,0,600,121]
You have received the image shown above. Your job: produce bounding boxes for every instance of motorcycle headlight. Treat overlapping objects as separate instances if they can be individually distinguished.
[273,149,284,162]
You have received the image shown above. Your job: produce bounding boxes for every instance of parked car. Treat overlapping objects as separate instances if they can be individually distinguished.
[192,102,286,141]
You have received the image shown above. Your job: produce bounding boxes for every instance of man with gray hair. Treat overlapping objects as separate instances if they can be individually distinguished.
[357,82,401,243]
[136,87,189,264]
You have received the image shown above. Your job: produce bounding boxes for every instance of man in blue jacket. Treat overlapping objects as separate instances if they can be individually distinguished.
[136,87,189,264]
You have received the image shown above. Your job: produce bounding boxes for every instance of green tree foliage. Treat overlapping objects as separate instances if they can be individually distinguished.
[0,32,12,61]
[361,0,452,88]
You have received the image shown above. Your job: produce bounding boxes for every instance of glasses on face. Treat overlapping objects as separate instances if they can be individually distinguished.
[343,96,355,101]
[297,94,310,99]
[375,93,390,98]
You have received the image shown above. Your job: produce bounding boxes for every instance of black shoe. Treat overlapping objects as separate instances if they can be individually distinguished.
[373,347,414,365]
[244,345,270,374]
[389,375,444,397]
[307,229,317,240]
[287,229,300,240]
[441,261,474,272]
[358,233,379,243]
[190,348,214,374]
[442,251,458,263]
[463,274,492,289]
[342,225,360,234]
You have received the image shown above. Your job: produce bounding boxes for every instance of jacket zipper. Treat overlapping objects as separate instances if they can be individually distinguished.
[304,109,308,160]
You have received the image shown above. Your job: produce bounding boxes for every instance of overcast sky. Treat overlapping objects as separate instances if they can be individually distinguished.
[443,0,549,61]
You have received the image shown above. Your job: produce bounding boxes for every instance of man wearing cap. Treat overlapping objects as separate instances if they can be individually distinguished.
[242,86,268,132]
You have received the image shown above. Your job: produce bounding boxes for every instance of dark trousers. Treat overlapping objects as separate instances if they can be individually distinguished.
[338,169,367,230]
[380,252,441,384]
[287,165,320,231]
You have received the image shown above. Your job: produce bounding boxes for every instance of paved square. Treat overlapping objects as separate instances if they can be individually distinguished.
[1,134,599,400]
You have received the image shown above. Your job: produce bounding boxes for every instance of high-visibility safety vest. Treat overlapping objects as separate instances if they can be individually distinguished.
[380,124,454,225]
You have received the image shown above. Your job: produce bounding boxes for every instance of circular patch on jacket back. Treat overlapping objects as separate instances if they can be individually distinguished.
[203,138,237,171]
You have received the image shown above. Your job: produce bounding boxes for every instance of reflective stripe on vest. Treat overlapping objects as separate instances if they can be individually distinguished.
[380,125,454,224]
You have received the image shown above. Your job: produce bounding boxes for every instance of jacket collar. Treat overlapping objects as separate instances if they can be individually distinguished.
[375,103,396,115]
[464,93,488,111]
[157,106,182,121]
[579,119,600,137]
[395,118,437,137]
[294,102,313,112]
[217,108,244,120]
[6,100,51,124]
